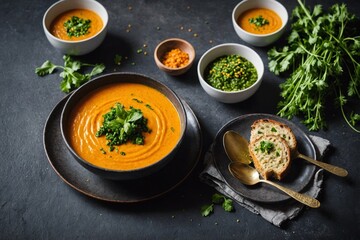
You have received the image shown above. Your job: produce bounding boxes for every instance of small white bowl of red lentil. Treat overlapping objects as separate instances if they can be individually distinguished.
[154,38,195,76]
[197,43,264,103]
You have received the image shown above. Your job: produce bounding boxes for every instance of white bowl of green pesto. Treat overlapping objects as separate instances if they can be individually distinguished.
[197,43,264,103]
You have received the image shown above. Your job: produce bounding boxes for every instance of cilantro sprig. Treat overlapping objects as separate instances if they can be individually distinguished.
[35,55,105,93]
[201,193,234,217]
[268,0,360,132]
[96,103,151,151]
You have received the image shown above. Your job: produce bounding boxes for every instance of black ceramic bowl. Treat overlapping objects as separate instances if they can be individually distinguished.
[60,72,187,180]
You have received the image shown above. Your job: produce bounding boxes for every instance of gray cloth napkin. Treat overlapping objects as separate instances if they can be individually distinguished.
[199,135,330,227]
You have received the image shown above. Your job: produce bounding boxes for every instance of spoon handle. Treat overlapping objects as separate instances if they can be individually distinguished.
[260,179,320,208]
[296,152,348,177]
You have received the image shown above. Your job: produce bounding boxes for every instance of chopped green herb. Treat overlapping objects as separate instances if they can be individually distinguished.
[205,54,257,91]
[64,16,91,38]
[145,104,154,110]
[137,49,143,54]
[132,98,143,103]
[201,193,234,217]
[96,103,151,151]
[120,151,126,156]
[100,148,106,154]
[35,55,105,93]
[271,127,277,132]
[259,140,274,154]
[249,15,269,29]
[114,54,122,65]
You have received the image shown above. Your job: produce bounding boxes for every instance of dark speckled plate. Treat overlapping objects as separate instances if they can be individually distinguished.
[212,114,316,203]
[43,96,202,203]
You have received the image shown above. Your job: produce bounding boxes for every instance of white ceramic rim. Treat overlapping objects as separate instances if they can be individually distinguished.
[43,0,109,43]
[232,0,288,37]
[198,43,264,94]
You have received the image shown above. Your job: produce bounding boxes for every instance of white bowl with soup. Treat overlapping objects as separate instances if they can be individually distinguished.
[43,0,108,55]
[197,43,264,103]
[61,73,187,180]
[232,0,288,47]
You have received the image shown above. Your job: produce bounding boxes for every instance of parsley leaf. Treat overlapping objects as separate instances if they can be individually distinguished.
[96,103,151,151]
[201,204,214,217]
[267,0,360,133]
[35,60,58,76]
[201,193,234,217]
[35,55,105,93]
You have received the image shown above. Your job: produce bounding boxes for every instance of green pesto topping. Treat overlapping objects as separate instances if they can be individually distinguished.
[204,54,257,91]
[64,16,91,37]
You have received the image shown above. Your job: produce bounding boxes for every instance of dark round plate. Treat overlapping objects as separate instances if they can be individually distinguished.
[212,113,316,203]
[43,96,202,203]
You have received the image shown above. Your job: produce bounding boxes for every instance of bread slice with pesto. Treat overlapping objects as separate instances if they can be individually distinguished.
[250,119,297,152]
[249,134,291,180]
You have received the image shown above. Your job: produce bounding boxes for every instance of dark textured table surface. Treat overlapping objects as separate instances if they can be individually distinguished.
[1,0,359,239]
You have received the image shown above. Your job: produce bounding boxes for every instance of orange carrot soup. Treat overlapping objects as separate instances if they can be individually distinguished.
[237,8,282,34]
[68,83,182,171]
[50,9,103,41]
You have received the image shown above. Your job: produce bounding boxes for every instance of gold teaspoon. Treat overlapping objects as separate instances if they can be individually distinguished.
[228,162,320,208]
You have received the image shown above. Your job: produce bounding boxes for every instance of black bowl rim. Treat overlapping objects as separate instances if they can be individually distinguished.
[60,72,187,179]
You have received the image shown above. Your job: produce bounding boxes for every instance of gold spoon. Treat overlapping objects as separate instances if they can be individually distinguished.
[223,130,348,177]
[228,162,320,208]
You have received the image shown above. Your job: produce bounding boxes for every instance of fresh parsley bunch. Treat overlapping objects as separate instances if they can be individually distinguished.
[96,103,151,151]
[35,55,105,93]
[268,0,360,132]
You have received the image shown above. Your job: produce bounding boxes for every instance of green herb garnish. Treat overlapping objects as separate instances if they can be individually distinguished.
[100,148,106,154]
[132,98,143,103]
[249,15,269,28]
[205,54,257,91]
[145,104,154,110]
[201,193,234,217]
[35,55,105,93]
[64,16,91,38]
[268,0,360,132]
[259,140,274,154]
[114,54,122,65]
[95,103,151,151]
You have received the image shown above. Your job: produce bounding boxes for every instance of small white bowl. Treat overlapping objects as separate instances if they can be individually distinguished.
[197,43,264,103]
[232,0,288,47]
[43,0,108,55]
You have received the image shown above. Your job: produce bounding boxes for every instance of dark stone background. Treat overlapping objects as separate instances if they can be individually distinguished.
[1,0,359,239]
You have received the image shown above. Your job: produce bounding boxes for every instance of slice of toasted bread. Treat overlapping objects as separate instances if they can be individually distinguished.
[250,118,297,151]
[249,134,291,180]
